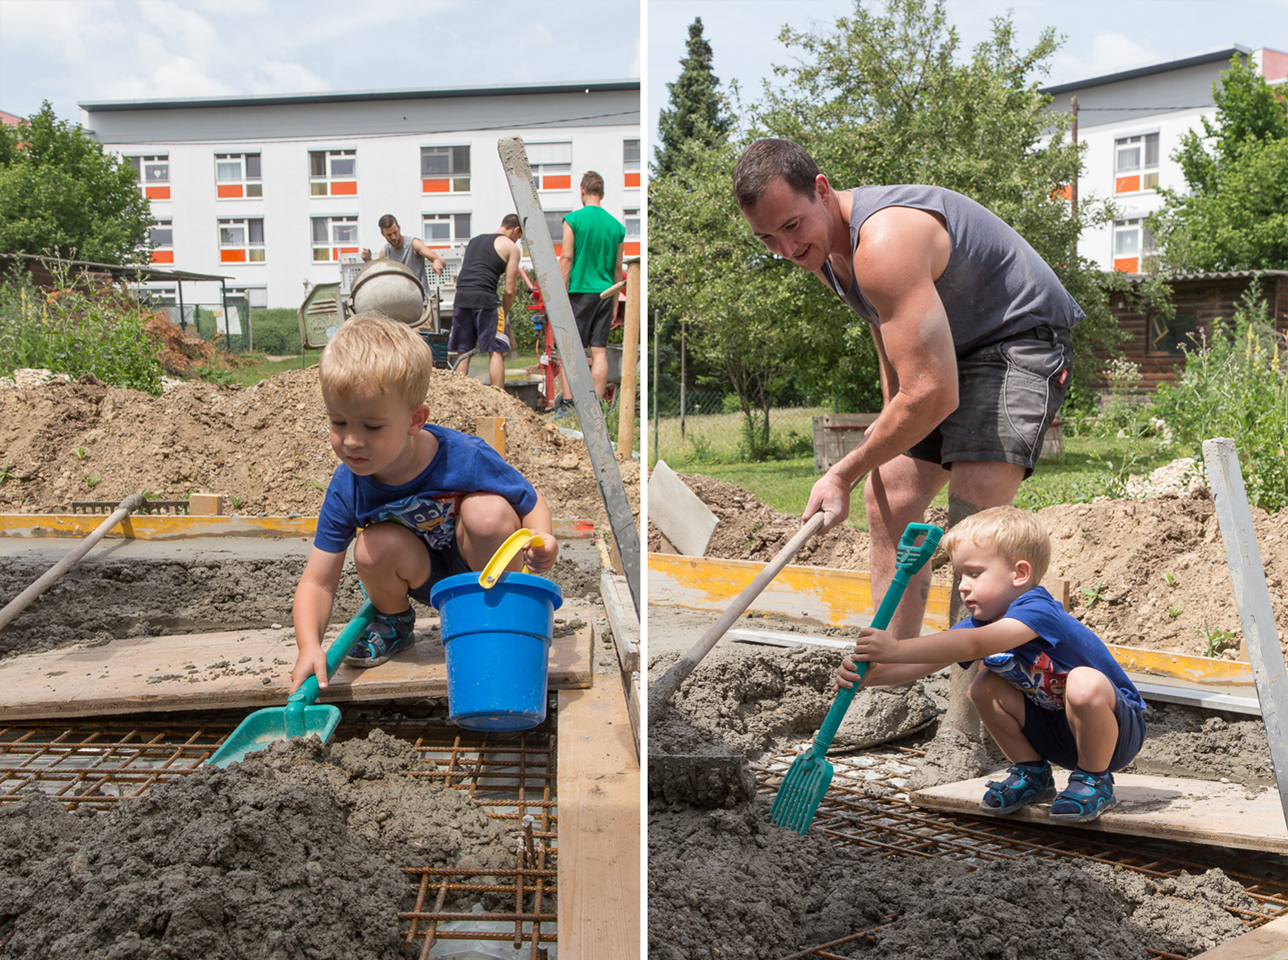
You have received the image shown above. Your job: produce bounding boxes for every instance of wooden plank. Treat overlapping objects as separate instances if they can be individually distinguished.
[1203,438,1288,829]
[1189,915,1288,960]
[557,680,641,960]
[601,571,640,674]
[0,515,598,541]
[1108,644,1254,686]
[0,617,593,720]
[649,553,952,633]
[647,461,719,558]
[475,416,505,456]
[911,771,1288,855]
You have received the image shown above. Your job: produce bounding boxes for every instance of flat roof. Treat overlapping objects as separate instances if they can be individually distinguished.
[1042,46,1251,96]
[79,79,639,113]
[0,252,231,283]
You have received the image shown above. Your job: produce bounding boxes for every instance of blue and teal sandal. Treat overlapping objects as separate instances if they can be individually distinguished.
[1049,770,1116,822]
[980,760,1058,814]
[343,607,416,668]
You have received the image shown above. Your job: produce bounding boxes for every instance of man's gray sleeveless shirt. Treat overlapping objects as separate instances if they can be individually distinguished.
[820,185,1084,354]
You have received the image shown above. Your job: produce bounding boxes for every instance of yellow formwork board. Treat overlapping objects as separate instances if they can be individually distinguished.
[0,515,597,541]
[1107,644,1254,686]
[647,553,953,633]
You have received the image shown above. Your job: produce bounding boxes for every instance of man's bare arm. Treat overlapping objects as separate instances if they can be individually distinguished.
[559,222,575,288]
[500,236,520,318]
[412,238,446,275]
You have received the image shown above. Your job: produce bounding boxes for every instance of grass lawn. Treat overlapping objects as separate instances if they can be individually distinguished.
[674,433,1186,533]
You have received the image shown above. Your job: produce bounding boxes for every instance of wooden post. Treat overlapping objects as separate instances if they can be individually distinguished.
[617,258,640,457]
[475,416,505,456]
[1202,438,1288,829]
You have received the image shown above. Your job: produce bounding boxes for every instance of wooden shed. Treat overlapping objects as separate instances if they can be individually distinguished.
[1101,270,1288,392]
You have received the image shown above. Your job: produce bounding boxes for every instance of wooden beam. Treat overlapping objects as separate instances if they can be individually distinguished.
[616,258,640,457]
[1203,438,1288,830]
[475,416,506,456]
[0,618,593,720]
[557,680,641,960]
[1187,915,1288,960]
[912,771,1288,855]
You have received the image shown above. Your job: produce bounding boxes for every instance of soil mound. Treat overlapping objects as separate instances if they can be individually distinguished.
[0,367,637,525]
[0,731,512,958]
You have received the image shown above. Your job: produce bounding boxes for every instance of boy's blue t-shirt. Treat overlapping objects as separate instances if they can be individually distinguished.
[314,425,538,555]
[954,585,1145,714]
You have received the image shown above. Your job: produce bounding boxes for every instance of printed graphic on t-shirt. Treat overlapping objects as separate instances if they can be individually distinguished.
[982,650,1068,710]
[372,494,460,550]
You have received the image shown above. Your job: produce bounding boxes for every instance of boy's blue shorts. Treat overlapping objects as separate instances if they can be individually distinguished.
[1023,686,1147,773]
[407,538,472,605]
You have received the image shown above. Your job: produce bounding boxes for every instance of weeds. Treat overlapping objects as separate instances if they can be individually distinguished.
[0,461,10,485]
[74,446,87,461]
[84,473,101,489]
[1162,571,1177,587]
[1198,624,1238,658]
[1167,604,1184,619]
[1079,582,1107,608]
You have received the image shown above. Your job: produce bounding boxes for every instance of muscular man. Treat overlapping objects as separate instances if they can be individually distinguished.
[734,138,1083,640]
[449,214,524,387]
[361,214,445,304]
[559,171,624,400]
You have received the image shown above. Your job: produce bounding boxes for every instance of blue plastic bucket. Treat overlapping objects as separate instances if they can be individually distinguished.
[430,571,563,731]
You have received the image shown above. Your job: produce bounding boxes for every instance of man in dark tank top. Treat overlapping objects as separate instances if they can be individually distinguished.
[449,215,524,388]
[734,138,1082,644]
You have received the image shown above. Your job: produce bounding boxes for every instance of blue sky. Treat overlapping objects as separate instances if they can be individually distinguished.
[0,0,642,122]
[647,0,1288,160]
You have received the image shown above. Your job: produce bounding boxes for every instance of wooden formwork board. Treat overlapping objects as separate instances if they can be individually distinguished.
[557,677,641,960]
[912,772,1288,855]
[0,617,592,720]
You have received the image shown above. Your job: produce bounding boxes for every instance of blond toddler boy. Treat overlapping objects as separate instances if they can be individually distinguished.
[837,506,1146,822]
[289,314,558,694]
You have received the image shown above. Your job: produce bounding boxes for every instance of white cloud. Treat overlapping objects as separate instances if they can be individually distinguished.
[248,61,331,95]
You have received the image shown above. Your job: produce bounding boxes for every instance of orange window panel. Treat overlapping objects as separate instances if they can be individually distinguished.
[217,184,244,199]
[422,178,450,193]
[553,244,563,258]
[150,250,174,264]
[337,247,359,256]
[145,186,171,200]
[625,172,641,187]
[625,241,641,256]
[1114,257,1139,274]
[542,175,571,190]
[220,249,247,263]
[1115,175,1140,194]
[1052,184,1072,202]
[330,181,358,196]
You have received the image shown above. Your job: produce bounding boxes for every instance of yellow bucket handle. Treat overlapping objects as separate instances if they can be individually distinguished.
[478,528,545,589]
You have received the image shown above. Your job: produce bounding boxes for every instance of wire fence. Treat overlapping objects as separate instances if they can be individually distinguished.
[650,387,826,465]
[151,301,253,353]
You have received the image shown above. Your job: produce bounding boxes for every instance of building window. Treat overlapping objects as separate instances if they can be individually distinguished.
[219,217,265,263]
[311,216,359,262]
[309,149,357,196]
[624,207,640,256]
[129,155,170,200]
[1112,218,1154,273]
[1149,310,1196,357]
[528,142,572,190]
[422,213,471,247]
[421,146,470,193]
[227,286,268,309]
[623,139,641,188]
[215,153,262,199]
[136,286,176,307]
[149,219,173,264]
[1115,133,1159,194]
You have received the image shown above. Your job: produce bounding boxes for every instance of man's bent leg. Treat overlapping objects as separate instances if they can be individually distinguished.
[590,346,609,399]
[489,351,506,389]
[865,456,949,640]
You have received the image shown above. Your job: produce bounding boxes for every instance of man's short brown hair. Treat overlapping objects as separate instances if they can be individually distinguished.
[500,214,521,231]
[377,214,398,231]
[733,139,822,209]
[580,171,605,196]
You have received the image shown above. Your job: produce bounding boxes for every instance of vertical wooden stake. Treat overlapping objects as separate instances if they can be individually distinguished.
[617,258,640,458]
[1203,438,1288,829]
[476,417,505,457]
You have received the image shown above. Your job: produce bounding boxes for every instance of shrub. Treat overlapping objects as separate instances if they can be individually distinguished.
[249,308,302,355]
[1150,287,1288,512]
[0,264,164,394]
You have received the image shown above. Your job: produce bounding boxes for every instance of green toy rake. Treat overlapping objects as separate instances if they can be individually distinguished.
[770,522,943,833]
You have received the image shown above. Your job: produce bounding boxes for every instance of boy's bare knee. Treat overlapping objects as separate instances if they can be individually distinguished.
[1063,666,1114,711]
[457,493,522,542]
[354,522,416,567]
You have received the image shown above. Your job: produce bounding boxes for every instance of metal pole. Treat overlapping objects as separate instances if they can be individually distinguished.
[496,137,641,616]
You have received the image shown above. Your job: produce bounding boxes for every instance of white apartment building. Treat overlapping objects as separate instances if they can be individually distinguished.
[1042,46,1286,274]
[79,81,641,310]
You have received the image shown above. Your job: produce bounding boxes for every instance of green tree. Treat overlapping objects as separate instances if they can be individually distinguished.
[1147,55,1288,272]
[653,18,734,179]
[0,102,154,265]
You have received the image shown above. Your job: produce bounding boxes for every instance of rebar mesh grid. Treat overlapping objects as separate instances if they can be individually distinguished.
[0,699,561,954]
[756,746,1288,960]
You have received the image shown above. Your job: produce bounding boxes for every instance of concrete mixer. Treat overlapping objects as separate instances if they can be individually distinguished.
[297,255,444,350]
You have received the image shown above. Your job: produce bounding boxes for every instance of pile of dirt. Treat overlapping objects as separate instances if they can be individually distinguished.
[0,731,515,958]
[144,313,244,376]
[652,472,1288,660]
[0,367,638,526]
[647,800,1255,959]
